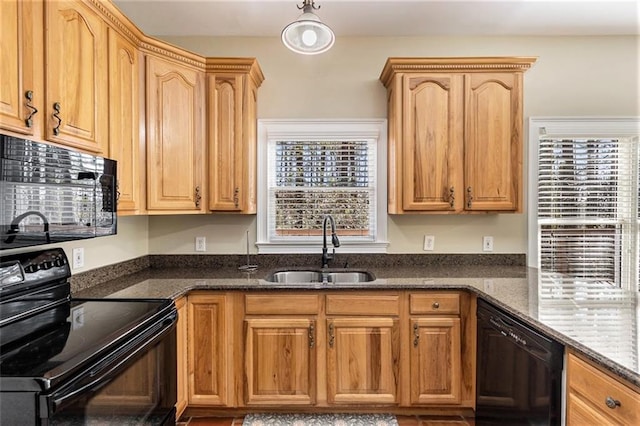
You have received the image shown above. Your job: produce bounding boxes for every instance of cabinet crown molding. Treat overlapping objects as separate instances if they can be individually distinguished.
[379,56,538,87]
[205,58,265,87]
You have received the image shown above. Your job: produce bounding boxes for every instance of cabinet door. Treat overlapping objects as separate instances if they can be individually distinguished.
[244,318,316,406]
[146,55,205,212]
[410,317,461,405]
[402,74,464,211]
[188,294,229,406]
[0,0,38,136]
[45,0,108,154]
[326,317,399,405]
[464,73,522,211]
[175,297,188,418]
[208,74,244,211]
[108,28,143,214]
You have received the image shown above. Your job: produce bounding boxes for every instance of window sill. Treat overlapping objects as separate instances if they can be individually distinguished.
[256,241,389,254]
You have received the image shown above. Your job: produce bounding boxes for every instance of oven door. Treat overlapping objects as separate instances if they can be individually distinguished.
[40,314,177,426]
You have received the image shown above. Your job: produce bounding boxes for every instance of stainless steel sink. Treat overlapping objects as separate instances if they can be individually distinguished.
[264,269,375,284]
[266,270,323,283]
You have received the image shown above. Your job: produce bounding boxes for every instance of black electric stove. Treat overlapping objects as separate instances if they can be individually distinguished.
[0,248,177,425]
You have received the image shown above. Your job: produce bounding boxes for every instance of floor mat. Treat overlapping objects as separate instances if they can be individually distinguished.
[242,413,399,426]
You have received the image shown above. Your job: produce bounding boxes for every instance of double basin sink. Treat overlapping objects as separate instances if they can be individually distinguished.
[264,269,376,284]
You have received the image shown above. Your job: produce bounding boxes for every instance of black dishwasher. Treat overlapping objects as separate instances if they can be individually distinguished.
[476,300,563,426]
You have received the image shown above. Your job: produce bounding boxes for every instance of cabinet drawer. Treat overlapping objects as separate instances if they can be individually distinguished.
[245,294,320,315]
[326,294,400,316]
[567,353,640,426]
[410,293,460,315]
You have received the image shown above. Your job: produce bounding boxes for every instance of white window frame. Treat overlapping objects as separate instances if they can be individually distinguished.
[256,119,389,254]
[528,117,640,290]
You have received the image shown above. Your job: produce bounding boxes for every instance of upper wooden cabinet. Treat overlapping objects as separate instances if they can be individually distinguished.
[44,0,109,154]
[380,57,536,214]
[146,54,206,213]
[0,0,41,137]
[108,28,144,214]
[206,59,264,213]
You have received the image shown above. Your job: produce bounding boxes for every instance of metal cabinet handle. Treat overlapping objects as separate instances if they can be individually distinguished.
[24,91,38,128]
[432,302,440,309]
[449,187,455,208]
[308,324,315,348]
[233,187,239,208]
[466,187,473,208]
[116,180,121,202]
[605,396,621,409]
[52,102,62,135]
[413,323,419,347]
[195,186,202,208]
[328,322,335,348]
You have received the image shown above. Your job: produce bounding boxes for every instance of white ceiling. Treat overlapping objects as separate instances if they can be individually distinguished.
[113,0,640,38]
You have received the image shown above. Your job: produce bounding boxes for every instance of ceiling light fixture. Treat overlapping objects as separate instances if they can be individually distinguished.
[281,0,335,55]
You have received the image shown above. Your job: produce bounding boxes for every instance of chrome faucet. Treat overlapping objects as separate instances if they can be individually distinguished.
[321,215,340,268]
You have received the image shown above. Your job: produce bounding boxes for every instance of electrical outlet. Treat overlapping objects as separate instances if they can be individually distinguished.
[423,235,435,251]
[195,236,206,252]
[483,236,494,252]
[72,247,84,269]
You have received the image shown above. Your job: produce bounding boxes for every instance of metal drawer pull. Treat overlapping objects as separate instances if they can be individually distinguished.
[328,322,335,348]
[233,187,239,208]
[308,324,315,348]
[605,396,621,409]
[466,187,473,208]
[449,187,455,208]
[432,302,440,309]
[52,102,62,135]
[413,323,419,347]
[195,186,201,207]
[25,91,38,127]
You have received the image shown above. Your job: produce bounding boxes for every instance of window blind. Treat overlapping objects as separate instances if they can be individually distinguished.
[538,138,637,288]
[268,140,376,240]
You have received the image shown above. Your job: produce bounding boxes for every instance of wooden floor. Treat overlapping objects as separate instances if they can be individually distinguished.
[178,415,475,425]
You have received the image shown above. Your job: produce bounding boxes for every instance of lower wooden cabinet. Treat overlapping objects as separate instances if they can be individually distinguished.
[566,350,640,425]
[244,318,317,405]
[187,293,231,406]
[410,317,461,405]
[327,316,400,405]
[175,297,188,418]
[325,293,401,405]
[179,290,474,414]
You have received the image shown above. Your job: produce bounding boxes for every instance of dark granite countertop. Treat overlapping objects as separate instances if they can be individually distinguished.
[74,264,640,389]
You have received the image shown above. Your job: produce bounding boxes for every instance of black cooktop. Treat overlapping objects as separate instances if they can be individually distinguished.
[0,298,172,391]
[0,248,175,393]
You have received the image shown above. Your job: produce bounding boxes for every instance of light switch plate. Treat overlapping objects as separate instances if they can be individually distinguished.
[482,236,494,252]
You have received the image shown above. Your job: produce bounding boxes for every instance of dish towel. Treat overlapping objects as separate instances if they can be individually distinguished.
[242,413,399,426]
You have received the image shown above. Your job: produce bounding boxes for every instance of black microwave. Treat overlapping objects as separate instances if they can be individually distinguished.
[0,134,117,250]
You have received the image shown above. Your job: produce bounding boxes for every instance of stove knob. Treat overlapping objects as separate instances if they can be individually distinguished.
[54,258,65,267]
[42,261,53,270]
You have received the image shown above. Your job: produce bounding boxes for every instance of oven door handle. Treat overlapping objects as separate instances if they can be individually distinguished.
[41,312,176,417]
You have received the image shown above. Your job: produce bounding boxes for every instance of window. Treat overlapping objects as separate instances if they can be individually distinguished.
[528,118,640,291]
[256,119,388,254]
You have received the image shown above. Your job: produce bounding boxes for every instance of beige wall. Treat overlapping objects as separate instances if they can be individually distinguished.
[146,35,638,255]
[2,216,149,273]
